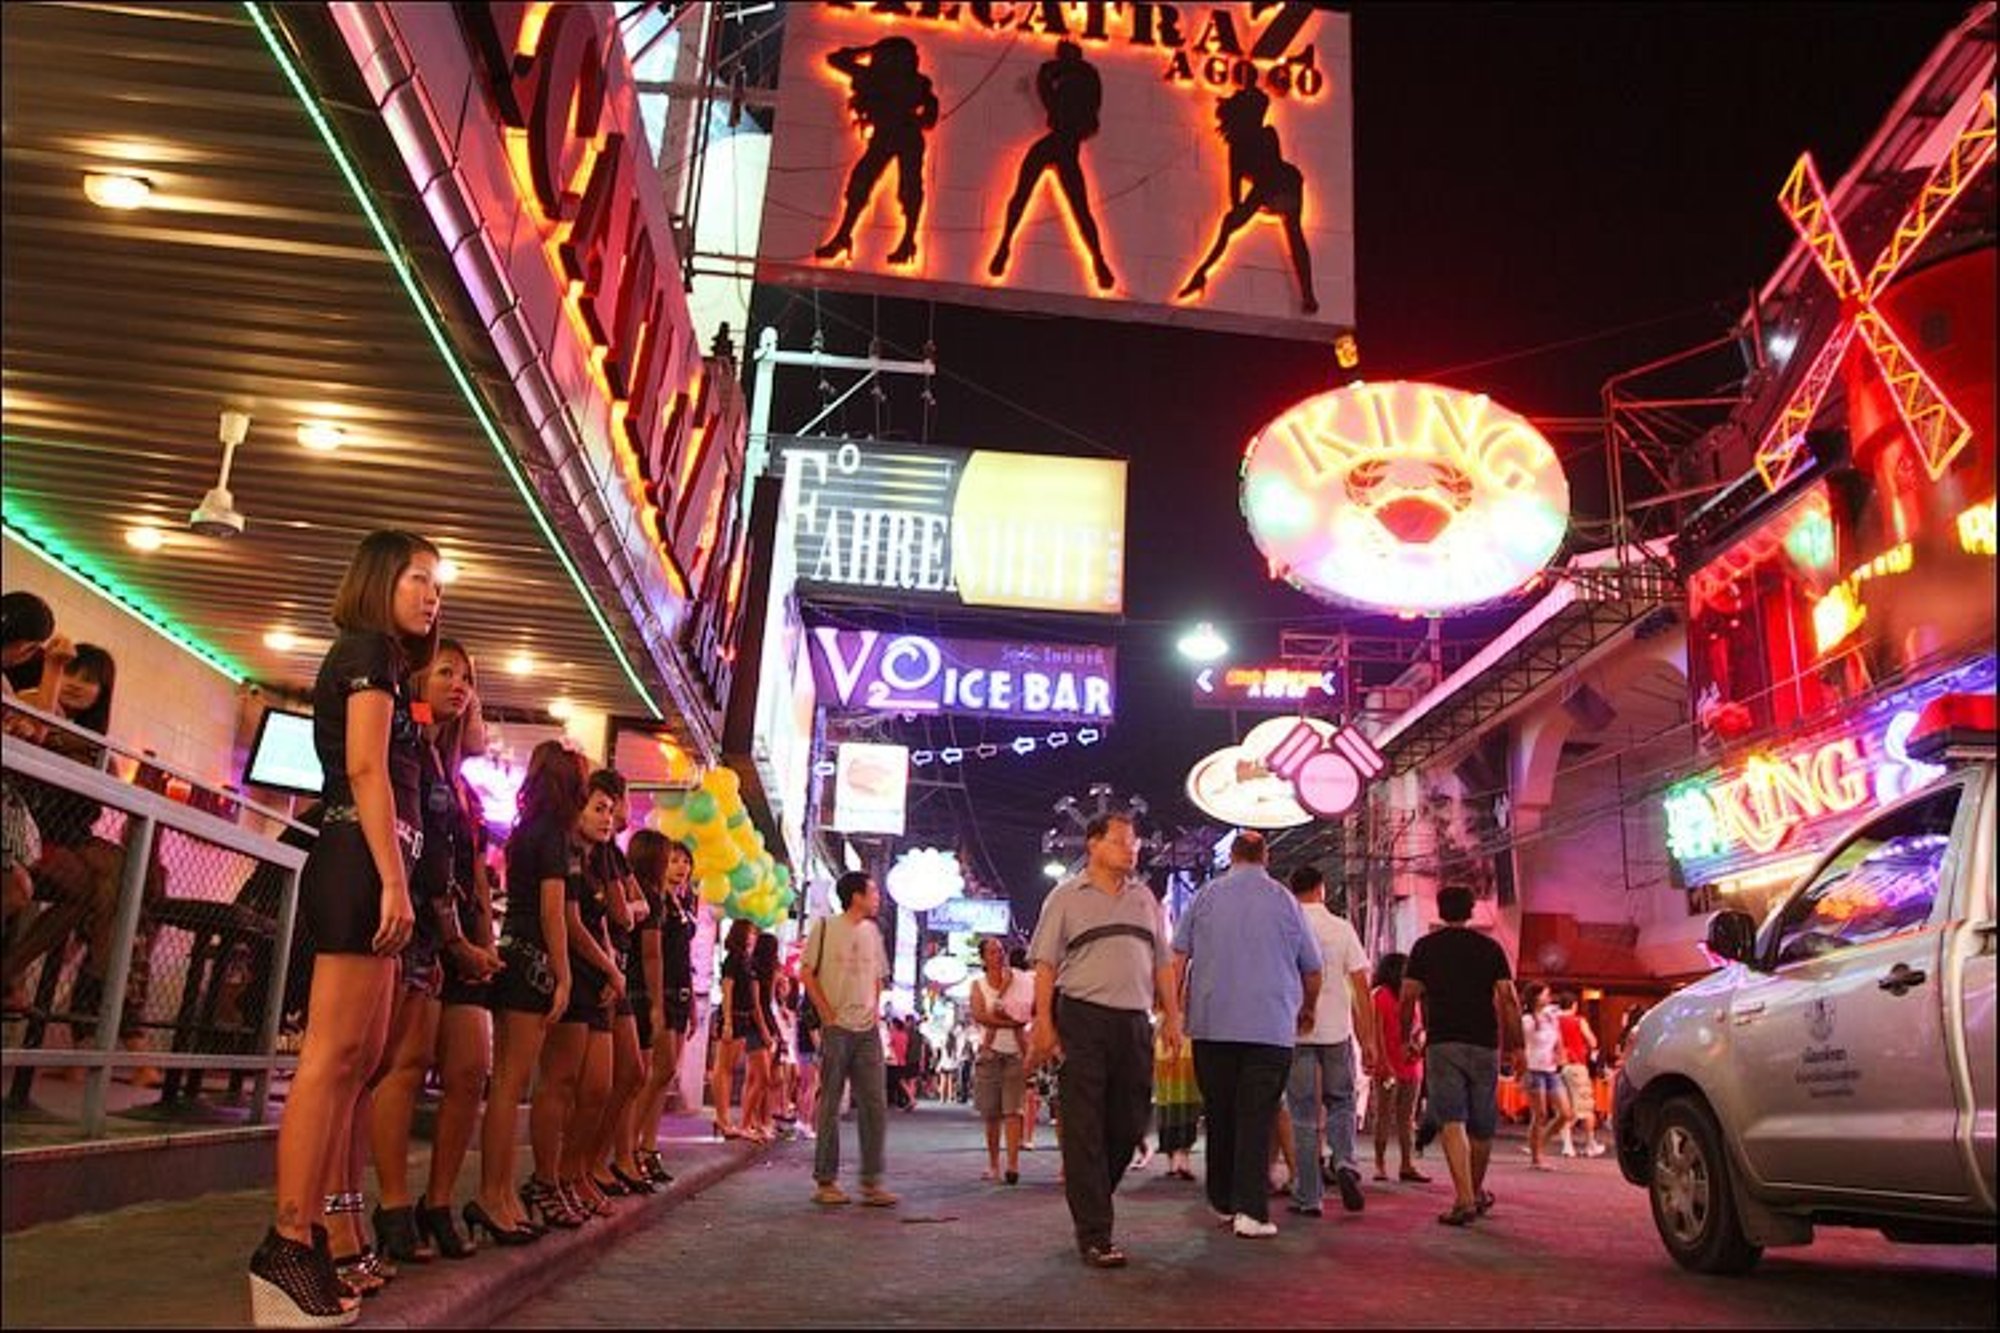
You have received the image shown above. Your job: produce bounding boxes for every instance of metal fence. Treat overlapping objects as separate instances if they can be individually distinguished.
[2,703,308,1139]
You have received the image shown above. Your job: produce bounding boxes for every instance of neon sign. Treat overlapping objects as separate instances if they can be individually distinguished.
[809,628,1115,722]
[1191,663,1340,710]
[1239,381,1569,614]
[1754,91,1994,491]
[452,4,743,595]
[759,2,1353,342]
[1665,656,1992,882]
[827,1,1331,101]
[1264,719,1383,818]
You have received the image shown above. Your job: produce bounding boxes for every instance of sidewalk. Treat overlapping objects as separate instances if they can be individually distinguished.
[0,1114,764,1329]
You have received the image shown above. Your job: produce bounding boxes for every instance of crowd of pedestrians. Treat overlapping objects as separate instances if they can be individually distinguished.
[2,538,1624,1321]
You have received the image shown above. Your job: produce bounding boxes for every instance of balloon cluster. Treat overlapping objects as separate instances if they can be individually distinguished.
[646,767,796,928]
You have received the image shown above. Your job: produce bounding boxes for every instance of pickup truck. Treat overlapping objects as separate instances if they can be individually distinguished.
[1613,692,1997,1273]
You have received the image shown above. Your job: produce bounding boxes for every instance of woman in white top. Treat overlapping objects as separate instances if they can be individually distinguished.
[1520,982,1570,1170]
[969,936,1035,1184]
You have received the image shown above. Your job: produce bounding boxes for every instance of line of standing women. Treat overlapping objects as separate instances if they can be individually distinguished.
[247,530,699,1329]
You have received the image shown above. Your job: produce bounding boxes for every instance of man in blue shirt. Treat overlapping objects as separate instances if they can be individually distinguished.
[1172,832,1322,1237]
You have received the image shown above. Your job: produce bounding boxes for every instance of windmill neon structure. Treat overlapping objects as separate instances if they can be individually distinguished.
[1755,89,1996,493]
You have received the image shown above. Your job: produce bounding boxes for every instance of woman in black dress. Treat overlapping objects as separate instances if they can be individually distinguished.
[465,741,588,1245]
[250,530,438,1327]
[628,834,695,1183]
[710,918,756,1139]
[530,768,624,1225]
[365,638,498,1263]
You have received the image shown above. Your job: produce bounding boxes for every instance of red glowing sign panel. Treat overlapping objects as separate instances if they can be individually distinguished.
[758,1,1353,343]
[1240,381,1570,614]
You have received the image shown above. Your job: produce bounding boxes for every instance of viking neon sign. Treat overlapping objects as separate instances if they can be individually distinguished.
[1240,381,1569,614]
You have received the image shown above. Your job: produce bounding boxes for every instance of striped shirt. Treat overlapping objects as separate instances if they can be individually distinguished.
[1028,874,1169,1014]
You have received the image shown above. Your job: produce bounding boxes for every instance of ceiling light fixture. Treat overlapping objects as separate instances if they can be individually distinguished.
[506,652,534,676]
[82,171,152,210]
[124,525,164,552]
[296,420,346,451]
[435,558,460,585]
[548,697,576,721]
[263,629,299,652]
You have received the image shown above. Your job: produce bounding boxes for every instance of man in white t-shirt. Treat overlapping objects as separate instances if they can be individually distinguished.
[1284,865,1380,1216]
[801,871,896,1208]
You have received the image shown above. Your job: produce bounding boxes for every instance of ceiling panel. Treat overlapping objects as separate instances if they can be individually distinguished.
[2,1,654,718]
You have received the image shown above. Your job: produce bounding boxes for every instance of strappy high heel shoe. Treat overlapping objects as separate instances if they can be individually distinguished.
[607,1163,657,1195]
[520,1177,584,1230]
[461,1200,537,1248]
[415,1202,475,1259]
[637,1149,674,1186]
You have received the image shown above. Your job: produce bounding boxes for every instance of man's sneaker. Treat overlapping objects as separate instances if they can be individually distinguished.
[1560,1144,1578,1158]
[1334,1164,1366,1213]
[1211,1207,1234,1226]
[1585,1142,1607,1158]
[1232,1213,1278,1239]
[811,1183,851,1206]
[1286,1202,1323,1217]
[859,1185,900,1208]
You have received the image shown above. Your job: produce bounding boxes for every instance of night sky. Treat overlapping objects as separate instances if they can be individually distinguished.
[745,2,1974,921]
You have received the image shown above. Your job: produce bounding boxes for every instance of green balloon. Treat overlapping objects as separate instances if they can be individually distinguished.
[684,790,718,824]
[727,861,760,893]
[654,790,687,810]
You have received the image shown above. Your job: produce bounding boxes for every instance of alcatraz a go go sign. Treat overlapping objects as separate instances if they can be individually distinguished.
[1240,381,1570,614]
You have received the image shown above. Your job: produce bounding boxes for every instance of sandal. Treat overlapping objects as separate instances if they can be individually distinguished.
[1474,1189,1496,1215]
[1399,1167,1432,1183]
[1080,1243,1128,1268]
[1437,1204,1478,1227]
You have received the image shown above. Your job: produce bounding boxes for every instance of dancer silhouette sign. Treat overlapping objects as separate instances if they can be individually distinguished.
[761,2,1353,343]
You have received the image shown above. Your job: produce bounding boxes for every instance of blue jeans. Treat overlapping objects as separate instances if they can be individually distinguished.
[1286,1040,1357,1209]
[813,1025,887,1186]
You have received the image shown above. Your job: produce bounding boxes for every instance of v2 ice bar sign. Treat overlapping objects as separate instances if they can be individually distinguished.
[810,628,1116,724]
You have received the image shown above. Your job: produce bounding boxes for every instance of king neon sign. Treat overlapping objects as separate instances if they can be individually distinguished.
[1664,656,1995,880]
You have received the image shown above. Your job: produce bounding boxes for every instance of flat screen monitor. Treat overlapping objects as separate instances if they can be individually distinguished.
[245,706,323,797]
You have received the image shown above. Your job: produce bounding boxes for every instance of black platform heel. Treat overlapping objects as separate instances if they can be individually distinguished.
[461,1199,537,1248]
[415,1202,475,1259]
[372,1204,434,1265]
[248,1228,357,1328]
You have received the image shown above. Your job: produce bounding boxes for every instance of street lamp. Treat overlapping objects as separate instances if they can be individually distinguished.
[1043,860,1067,880]
[1176,621,1229,663]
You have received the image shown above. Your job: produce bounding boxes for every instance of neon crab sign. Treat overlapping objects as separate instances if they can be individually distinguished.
[1239,381,1570,614]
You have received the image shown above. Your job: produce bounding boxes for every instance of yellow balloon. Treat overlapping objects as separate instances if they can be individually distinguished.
[698,872,731,904]
[705,766,742,800]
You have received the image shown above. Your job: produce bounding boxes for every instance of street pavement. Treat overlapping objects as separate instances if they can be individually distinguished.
[0,1113,758,1330]
[498,1103,1996,1329]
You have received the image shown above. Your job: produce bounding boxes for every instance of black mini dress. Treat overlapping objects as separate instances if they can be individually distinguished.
[299,631,423,956]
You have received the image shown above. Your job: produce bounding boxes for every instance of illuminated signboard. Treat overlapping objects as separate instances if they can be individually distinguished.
[782,438,1126,614]
[927,897,1015,936]
[1664,655,1995,885]
[1192,663,1340,710]
[759,2,1354,344]
[1240,381,1570,614]
[1186,714,1380,827]
[832,741,910,835]
[811,628,1115,723]
[337,4,750,728]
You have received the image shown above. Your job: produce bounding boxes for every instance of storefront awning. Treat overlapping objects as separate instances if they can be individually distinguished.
[1,2,687,733]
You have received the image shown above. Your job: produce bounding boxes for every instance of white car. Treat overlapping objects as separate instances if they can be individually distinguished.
[1613,693,1996,1273]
